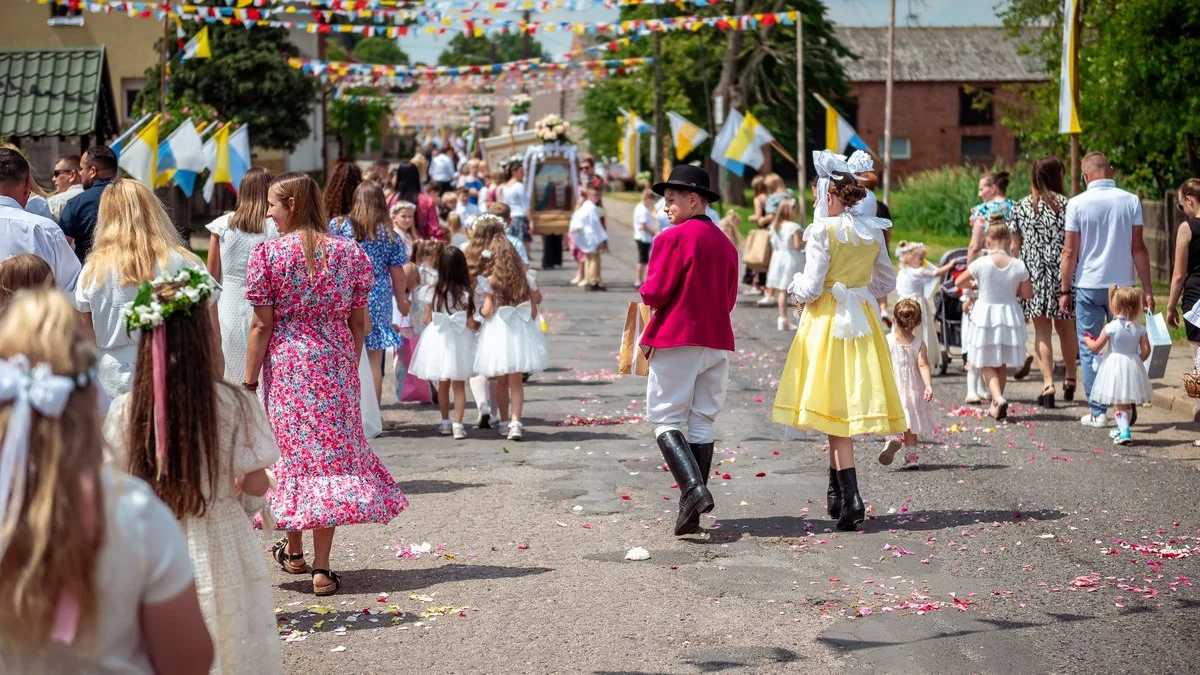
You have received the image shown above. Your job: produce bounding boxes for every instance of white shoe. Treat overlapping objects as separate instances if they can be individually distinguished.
[507,421,523,441]
[1080,413,1108,428]
[569,276,583,285]
[777,316,787,331]
[878,438,902,466]
[452,423,467,440]
[1109,428,1121,440]
[964,395,982,405]
[497,420,510,435]
[901,451,920,470]
[575,279,589,287]
[438,420,453,435]
[755,296,775,307]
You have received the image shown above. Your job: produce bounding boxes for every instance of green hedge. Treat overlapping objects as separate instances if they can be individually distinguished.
[889,163,1031,237]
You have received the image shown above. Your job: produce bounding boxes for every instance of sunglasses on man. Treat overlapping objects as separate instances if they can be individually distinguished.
[53,169,77,177]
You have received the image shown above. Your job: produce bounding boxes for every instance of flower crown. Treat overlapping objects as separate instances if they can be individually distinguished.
[472,213,507,229]
[121,266,218,334]
[895,241,925,258]
[390,200,416,213]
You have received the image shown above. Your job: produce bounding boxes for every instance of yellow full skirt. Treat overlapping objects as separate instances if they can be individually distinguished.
[772,292,908,437]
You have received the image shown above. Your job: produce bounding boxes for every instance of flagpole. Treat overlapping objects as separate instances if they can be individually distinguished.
[795,9,806,223]
[882,0,895,204]
[1068,2,1082,196]
[159,14,169,117]
[112,113,154,151]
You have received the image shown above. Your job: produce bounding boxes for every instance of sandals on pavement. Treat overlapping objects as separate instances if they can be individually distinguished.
[271,538,308,575]
[312,569,342,597]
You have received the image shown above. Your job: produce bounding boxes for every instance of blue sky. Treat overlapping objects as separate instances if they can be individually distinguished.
[400,0,1004,64]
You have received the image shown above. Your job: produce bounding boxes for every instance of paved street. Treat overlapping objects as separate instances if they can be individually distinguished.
[272,203,1200,674]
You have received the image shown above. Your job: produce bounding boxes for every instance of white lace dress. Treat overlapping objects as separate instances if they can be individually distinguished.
[965,256,1029,368]
[765,220,804,290]
[206,214,278,384]
[887,333,936,436]
[104,386,283,675]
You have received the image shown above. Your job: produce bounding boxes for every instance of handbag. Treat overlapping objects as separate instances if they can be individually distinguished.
[742,228,772,271]
[617,302,652,376]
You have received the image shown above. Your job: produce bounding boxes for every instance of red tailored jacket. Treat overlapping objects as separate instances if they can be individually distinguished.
[639,215,739,352]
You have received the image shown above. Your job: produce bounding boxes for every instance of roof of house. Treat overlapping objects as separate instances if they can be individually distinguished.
[0,47,119,139]
[835,26,1048,83]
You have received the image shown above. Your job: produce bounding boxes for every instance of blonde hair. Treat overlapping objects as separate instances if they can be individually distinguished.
[446,212,464,236]
[466,217,507,278]
[0,290,104,655]
[773,200,797,230]
[984,219,1012,245]
[0,143,47,197]
[1109,285,1142,320]
[896,241,927,267]
[893,298,923,331]
[763,173,785,194]
[487,236,530,307]
[229,167,274,234]
[270,172,329,280]
[347,181,392,242]
[83,180,196,288]
[487,200,512,224]
[751,175,766,195]
[0,253,54,313]
[717,209,743,248]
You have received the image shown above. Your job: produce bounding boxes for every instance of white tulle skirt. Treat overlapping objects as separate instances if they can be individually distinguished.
[409,311,477,382]
[474,302,549,377]
[1091,353,1153,405]
[966,301,1027,367]
[358,348,382,439]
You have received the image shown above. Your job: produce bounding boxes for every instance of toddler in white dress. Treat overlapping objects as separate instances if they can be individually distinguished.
[879,299,936,470]
[764,199,805,331]
[955,223,1031,421]
[1083,286,1152,445]
[894,241,958,370]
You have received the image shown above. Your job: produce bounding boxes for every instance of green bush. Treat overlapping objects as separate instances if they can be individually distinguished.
[889,163,1031,237]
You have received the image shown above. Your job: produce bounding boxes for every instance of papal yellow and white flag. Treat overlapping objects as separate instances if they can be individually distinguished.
[183,26,212,60]
[666,112,709,160]
[1058,0,1082,134]
[723,110,774,171]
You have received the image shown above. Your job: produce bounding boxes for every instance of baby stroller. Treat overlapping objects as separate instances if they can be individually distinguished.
[935,248,970,375]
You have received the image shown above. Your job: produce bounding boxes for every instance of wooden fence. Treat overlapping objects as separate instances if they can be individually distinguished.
[1143,191,1182,285]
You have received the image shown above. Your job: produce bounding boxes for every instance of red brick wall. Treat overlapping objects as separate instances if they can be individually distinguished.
[848,81,1031,179]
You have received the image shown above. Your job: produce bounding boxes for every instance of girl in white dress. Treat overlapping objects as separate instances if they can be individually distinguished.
[1083,286,1152,445]
[764,199,805,331]
[205,167,279,384]
[75,180,212,399]
[102,268,281,675]
[879,299,936,470]
[409,247,479,439]
[894,241,958,366]
[955,222,1032,421]
[474,234,549,442]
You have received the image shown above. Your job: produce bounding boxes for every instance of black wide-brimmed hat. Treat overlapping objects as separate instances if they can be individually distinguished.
[652,164,720,203]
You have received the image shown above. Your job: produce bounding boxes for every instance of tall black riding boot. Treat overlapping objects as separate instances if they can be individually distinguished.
[826,466,843,519]
[836,467,865,532]
[657,431,715,536]
[677,442,716,534]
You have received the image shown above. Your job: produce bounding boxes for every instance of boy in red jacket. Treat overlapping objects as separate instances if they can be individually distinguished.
[641,165,740,536]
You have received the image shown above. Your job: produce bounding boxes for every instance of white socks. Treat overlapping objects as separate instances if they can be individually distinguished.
[1115,410,1130,434]
[966,367,980,399]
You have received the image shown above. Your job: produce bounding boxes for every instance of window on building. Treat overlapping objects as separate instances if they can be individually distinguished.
[961,135,993,161]
[877,136,912,160]
[959,86,994,126]
[121,78,147,121]
[47,3,84,26]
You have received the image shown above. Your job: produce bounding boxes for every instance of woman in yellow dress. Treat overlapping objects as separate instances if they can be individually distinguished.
[772,150,907,531]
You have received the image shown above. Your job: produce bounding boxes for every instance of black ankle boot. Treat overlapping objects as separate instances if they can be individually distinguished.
[657,432,715,536]
[826,466,843,519]
[836,467,865,531]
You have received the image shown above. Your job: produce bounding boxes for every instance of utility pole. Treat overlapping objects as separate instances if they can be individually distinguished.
[1067,0,1082,196]
[795,10,805,223]
[882,0,895,203]
[159,14,169,117]
[653,5,665,181]
[522,10,531,59]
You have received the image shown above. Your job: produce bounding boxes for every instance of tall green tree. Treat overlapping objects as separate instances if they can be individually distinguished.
[437,33,546,66]
[999,0,1200,195]
[136,24,319,152]
[326,37,413,160]
[580,0,853,201]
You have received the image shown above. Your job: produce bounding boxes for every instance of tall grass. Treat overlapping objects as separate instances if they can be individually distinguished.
[890,164,1031,237]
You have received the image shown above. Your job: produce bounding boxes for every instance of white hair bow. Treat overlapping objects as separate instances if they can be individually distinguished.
[846,150,874,175]
[0,356,79,563]
[812,150,855,218]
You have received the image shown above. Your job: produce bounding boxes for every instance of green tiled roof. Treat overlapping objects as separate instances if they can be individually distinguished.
[0,47,118,139]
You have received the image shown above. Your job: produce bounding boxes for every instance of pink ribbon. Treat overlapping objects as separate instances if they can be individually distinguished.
[152,325,168,479]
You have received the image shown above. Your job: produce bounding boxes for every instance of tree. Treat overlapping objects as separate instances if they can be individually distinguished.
[326,38,414,160]
[999,0,1200,195]
[580,0,853,202]
[135,24,319,152]
[437,33,546,67]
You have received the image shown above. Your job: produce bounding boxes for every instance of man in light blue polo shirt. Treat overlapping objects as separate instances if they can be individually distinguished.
[1059,152,1153,429]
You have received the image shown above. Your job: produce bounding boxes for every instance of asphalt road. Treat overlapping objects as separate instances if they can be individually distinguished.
[270,204,1200,674]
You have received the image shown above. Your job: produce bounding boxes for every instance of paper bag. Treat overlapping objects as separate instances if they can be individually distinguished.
[742,228,772,271]
[1144,311,1171,380]
[618,302,652,376]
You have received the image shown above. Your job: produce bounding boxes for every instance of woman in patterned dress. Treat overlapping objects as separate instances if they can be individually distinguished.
[243,172,408,596]
[330,181,410,403]
[1012,157,1078,407]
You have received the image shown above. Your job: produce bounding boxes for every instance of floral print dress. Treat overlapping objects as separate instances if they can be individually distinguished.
[246,233,408,531]
[330,218,407,351]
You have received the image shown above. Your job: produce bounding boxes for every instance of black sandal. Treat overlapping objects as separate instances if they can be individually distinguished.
[312,568,341,597]
[1063,379,1077,402]
[271,538,308,575]
[1038,385,1056,409]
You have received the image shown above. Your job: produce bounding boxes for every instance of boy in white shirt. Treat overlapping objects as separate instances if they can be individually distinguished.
[453,186,479,224]
[570,184,609,291]
[631,188,658,285]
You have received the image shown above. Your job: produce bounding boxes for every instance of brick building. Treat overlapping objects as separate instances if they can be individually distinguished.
[836,26,1047,178]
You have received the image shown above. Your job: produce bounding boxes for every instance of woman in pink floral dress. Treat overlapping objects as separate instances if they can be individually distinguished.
[243,172,408,597]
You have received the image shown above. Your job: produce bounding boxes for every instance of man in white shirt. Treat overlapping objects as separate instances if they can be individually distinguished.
[428,147,456,194]
[632,188,659,285]
[569,184,609,291]
[1060,151,1153,428]
[0,148,82,292]
[47,153,84,221]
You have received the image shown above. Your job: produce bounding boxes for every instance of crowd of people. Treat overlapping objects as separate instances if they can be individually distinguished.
[1,124,1199,671]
